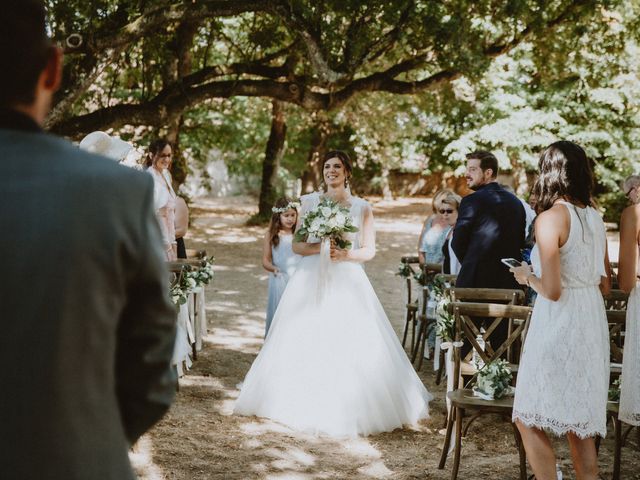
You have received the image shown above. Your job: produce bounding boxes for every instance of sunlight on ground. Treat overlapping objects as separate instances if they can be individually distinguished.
[237,420,394,479]
[130,436,165,479]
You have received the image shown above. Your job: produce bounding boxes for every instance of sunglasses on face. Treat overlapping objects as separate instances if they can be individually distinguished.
[625,187,636,198]
[439,209,454,214]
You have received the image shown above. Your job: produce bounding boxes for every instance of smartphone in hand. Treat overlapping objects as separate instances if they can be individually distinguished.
[501,258,523,268]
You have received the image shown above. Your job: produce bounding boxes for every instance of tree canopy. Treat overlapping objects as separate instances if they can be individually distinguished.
[44,0,640,219]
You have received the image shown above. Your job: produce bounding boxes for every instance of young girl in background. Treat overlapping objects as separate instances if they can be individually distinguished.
[262,197,301,336]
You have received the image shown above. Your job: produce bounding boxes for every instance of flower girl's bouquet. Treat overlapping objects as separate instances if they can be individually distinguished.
[294,197,358,248]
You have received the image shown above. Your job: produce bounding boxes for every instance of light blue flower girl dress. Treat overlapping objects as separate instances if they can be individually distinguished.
[265,233,300,335]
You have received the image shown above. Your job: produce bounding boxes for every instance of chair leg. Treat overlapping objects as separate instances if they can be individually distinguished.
[411,317,424,363]
[416,320,432,371]
[622,424,635,446]
[613,417,622,480]
[462,411,483,437]
[401,310,410,348]
[435,349,445,385]
[410,312,417,355]
[450,407,464,480]
[438,407,455,469]
[512,421,527,480]
[415,330,426,371]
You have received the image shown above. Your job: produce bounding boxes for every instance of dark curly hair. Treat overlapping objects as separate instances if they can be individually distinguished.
[531,141,594,214]
[145,139,172,168]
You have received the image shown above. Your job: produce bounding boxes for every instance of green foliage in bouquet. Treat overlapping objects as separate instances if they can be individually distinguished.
[171,258,215,306]
[609,377,621,402]
[473,359,513,400]
[396,262,414,279]
[432,276,454,341]
[294,197,358,249]
[186,256,215,287]
[171,267,192,306]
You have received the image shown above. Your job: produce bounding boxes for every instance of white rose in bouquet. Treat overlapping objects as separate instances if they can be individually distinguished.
[310,217,323,233]
[295,197,359,248]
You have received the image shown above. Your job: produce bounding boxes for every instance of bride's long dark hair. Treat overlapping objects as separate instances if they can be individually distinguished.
[531,141,594,214]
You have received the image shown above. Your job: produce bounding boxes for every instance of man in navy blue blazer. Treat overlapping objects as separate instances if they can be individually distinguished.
[452,151,526,289]
[451,151,526,353]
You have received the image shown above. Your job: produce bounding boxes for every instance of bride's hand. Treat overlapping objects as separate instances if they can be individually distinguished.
[330,246,349,262]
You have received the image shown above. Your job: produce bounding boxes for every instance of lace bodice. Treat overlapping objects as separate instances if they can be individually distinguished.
[299,192,370,250]
[531,201,606,288]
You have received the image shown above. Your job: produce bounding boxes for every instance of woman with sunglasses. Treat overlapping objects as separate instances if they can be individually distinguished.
[418,189,455,266]
[439,192,462,275]
[617,174,640,428]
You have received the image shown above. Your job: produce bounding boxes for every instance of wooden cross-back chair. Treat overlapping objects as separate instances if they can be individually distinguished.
[426,273,457,381]
[186,248,207,259]
[411,262,444,369]
[399,255,420,354]
[431,286,524,383]
[604,289,629,311]
[602,308,632,480]
[438,302,533,480]
[450,288,526,367]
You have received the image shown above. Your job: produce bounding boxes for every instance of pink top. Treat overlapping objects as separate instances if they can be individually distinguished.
[149,167,177,261]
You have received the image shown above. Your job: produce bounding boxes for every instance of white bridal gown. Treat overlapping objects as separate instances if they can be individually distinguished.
[234,192,431,437]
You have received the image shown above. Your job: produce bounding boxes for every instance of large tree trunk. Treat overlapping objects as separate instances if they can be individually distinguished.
[258,100,287,218]
[301,117,330,193]
[164,19,199,189]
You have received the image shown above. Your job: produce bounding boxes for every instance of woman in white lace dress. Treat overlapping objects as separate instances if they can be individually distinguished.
[617,175,640,426]
[234,150,431,437]
[510,141,611,480]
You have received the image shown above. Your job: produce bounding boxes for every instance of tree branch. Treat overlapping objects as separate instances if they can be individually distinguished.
[49,79,327,138]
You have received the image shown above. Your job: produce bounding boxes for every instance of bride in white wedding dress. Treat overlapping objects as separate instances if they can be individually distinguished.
[234,150,432,437]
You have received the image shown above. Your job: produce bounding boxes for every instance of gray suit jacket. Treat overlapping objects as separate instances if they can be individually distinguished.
[0,127,177,479]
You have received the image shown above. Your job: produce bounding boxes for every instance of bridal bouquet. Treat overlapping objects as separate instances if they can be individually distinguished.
[473,359,514,400]
[294,197,358,249]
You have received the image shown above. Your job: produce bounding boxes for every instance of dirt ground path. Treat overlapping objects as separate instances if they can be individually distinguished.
[131,196,638,480]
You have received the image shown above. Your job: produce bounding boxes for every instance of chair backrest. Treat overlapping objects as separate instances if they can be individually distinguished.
[400,255,419,305]
[606,309,626,363]
[604,289,629,311]
[450,287,525,305]
[434,273,457,286]
[423,262,443,274]
[186,248,207,259]
[450,288,525,361]
[449,302,533,389]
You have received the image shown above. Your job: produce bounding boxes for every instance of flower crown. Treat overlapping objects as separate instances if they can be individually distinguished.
[272,200,300,214]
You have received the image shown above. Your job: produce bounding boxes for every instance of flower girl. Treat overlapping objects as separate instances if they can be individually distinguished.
[262,197,301,336]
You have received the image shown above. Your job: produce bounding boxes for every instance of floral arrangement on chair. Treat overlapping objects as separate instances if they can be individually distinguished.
[473,359,514,400]
[608,377,621,402]
[396,262,414,278]
[171,257,215,306]
[433,277,454,342]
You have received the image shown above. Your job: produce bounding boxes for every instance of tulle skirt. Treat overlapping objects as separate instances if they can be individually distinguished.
[234,255,431,437]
